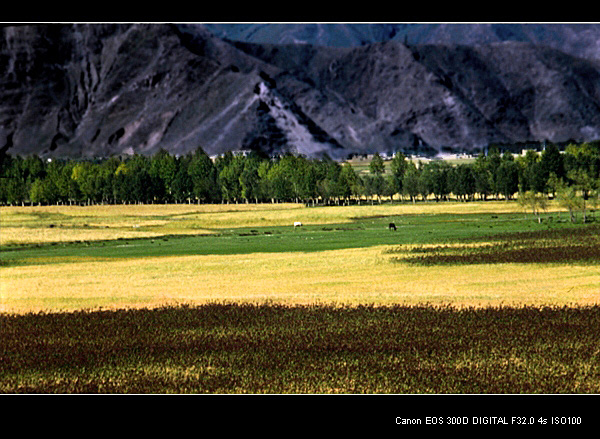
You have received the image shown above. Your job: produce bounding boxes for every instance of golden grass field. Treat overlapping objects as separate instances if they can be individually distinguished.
[0,203,304,245]
[3,246,598,314]
[1,201,598,314]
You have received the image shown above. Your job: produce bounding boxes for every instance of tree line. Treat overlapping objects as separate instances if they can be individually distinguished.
[0,142,598,219]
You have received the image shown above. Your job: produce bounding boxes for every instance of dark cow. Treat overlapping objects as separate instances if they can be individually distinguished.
[388,222,397,231]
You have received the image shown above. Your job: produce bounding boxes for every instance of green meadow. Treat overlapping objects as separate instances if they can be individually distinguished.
[1,201,591,266]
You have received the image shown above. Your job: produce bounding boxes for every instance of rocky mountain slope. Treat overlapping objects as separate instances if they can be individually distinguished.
[204,23,600,63]
[1,23,600,160]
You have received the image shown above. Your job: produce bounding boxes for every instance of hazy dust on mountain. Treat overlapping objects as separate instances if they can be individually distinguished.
[204,23,600,62]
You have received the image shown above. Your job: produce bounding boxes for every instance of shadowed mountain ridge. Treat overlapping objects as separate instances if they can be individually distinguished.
[1,23,599,159]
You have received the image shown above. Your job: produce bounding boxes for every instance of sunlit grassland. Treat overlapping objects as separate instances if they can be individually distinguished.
[2,246,598,314]
[1,201,599,314]
[2,201,600,394]
[0,203,302,245]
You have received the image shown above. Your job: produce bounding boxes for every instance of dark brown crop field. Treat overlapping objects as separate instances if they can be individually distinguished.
[2,303,599,394]
[390,225,600,266]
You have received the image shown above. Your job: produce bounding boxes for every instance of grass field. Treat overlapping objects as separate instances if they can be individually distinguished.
[1,201,599,393]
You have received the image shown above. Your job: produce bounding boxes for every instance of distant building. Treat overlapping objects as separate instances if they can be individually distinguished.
[519,149,541,157]
[232,150,253,157]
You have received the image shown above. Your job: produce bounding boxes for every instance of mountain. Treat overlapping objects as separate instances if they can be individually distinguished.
[1,23,600,160]
[203,23,600,63]
[231,37,600,153]
[0,24,345,159]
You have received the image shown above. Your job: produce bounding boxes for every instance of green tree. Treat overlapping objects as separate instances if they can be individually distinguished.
[371,174,386,203]
[487,148,502,198]
[188,147,220,203]
[219,154,245,203]
[49,159,84,204]
[149,149,177,202]
[496,153,519,200]
[417,164,431,201]
[360,174,378,204]
[564,142,600,179]
[29,177,58,205]
[239,155,262,203]
[388,152,408,198]
[29,178,46,205]
[453,164,476,201]
[369,152,385,176]
[315,157,342,204]
[0,155,16,204]
[72,162,102,204]
[384,174,398,201]
[546,172,562,200]
[61,161,81,204]
[279,154,306,203]
[338,163,359,204]
[402,162,420,203]
[297,159,320,205]
[317,178,337,205]
[22,155,46,183]
[555,180,580,223]
[517,190,548,223]
[267,160,294,201]
[529,143,565,195]
[516,150,540,192]
[130,167,152,203]
[539,143,565,182]
[425,161,452,201]
[568,168,598,223]
[171,156,193,203]
[257,160,272,202]
[44,159,65,202]
[473,152,492,200]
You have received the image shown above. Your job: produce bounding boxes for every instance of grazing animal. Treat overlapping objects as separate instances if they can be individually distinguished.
[388,222,397,231]
[294,221,303,227]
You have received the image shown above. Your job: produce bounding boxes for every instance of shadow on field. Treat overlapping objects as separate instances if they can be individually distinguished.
[388,225,600,265]
[2,303,600,394]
